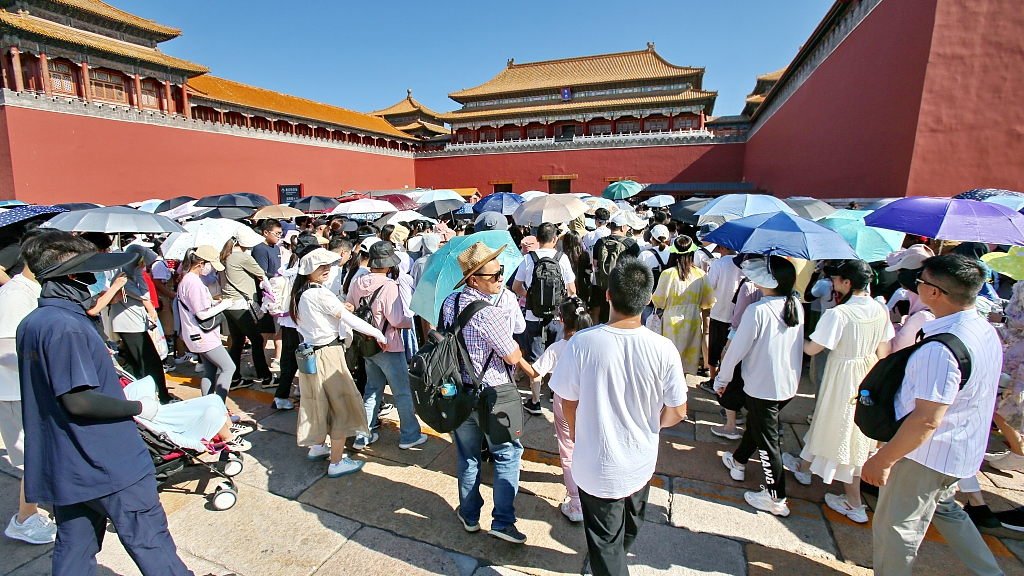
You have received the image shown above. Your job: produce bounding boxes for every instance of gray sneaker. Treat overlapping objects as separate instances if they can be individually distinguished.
[399,433,428,450]
[5,513,56,544]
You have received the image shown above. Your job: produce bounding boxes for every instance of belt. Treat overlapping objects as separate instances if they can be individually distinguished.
[312,338,343,351]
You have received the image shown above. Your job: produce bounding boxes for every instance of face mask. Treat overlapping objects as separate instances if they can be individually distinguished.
[200,262,214,276]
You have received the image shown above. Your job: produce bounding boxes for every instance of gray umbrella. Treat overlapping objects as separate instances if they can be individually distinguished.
[42,206,186,233]
[783,197,837,221]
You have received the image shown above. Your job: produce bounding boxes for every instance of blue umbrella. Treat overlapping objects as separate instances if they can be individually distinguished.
[702,211,858,260]
[694,194,796,224]
[410,231,524,324]
[953,188,1024,201]
[455,203,475,215]
[0,200,27,207]
[864,197,1024,245]
[984,195,1024,212]
[0,204,66,230]
[818,210,905,262]
[473,193,524,215]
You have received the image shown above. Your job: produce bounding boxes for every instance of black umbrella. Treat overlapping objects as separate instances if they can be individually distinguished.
[54,202,102,211]
[667,198,712,224]
[418,199,465,219]
[289,196,340,212]
[193,207,255,221]
[194,192,272,209]
[154,195,196,214]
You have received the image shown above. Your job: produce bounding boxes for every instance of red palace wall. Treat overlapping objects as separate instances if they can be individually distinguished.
[905,0,1024,196]
[0,106,416,205]
[743,0,938,199]
[414,143,746,195]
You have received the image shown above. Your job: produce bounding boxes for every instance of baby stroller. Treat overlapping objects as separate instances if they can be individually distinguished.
[117,366,244,511]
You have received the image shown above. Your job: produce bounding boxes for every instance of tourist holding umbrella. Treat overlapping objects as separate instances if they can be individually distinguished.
[0,205,66,284]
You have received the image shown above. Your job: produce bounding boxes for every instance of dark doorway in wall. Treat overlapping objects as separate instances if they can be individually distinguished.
[548,179,571,194]
[493,183,513,193]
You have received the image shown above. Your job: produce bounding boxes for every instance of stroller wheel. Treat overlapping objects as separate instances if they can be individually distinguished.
[222,457,243,477]
[211,485,237,511]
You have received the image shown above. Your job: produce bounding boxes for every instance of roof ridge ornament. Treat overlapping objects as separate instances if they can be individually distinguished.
[507,58,514,68]
[647,42,655,51]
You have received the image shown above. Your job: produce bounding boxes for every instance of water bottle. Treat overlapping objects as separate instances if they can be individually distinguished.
[440,382,457,398]
[296,343,317,375]
[858,390,874,406]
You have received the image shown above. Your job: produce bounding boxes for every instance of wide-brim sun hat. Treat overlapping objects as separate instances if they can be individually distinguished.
[741,258,778,289]
[367,241,401,269]
[235,226,264,249]
[193,245,225,271]
[37,250,139,280]
[454,241,506,289]
[420,233,442,255]
[298,247,341,275]
[474,211,508,232]
[884,244,934,272]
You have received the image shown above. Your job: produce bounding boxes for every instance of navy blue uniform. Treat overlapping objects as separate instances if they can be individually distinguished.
[18,298,191,576]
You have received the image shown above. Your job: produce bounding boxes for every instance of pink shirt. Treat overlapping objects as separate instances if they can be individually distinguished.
[177,272,221,353]
[346,273,411,353]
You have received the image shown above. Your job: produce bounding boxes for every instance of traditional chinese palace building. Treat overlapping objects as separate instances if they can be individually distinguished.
[0,0,1019,204]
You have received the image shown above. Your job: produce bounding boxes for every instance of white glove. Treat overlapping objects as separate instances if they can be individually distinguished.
[138,397,160,421]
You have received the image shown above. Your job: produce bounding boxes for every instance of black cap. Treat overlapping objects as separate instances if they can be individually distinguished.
[36,251,137,280]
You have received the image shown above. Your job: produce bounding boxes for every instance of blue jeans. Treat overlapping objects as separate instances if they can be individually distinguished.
[360,351,422,444]
[453,411,524,531]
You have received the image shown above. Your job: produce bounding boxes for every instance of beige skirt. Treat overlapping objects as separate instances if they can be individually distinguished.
[296,344,369,447]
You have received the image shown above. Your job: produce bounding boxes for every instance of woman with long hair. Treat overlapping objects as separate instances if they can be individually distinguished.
[561,231,593,306]
[787,260,893,523]
[176,246,237,400]
[716,256,804,517]
[220,231,274,389]
[112,244,172,403]
[290,248,386,477]
[651,235,715,373]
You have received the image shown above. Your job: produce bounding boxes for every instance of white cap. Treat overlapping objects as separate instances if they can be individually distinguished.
[360,236,382,253]
[298,248,341,275]
[235,227,264,249]
[650,225,670,241]
[610,211,631,227]
[741,258,778,289]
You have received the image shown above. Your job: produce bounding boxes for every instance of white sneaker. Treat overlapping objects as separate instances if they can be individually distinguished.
[990,451,1024,471]
[399,433,428,450]
[711,426,743,440]
[327,457,364,477]
[744,487,790,517]
[782,453,812,485]
[5,513,57,544]
[224,438,251,452]
[722,451,746,481]
[352,432,379,451]
[308,443,331,460]
[825,493,869,523]
[270,358,281,371]
[560,500,584,523]
[985,450,1009,462]
[273,398,295,410]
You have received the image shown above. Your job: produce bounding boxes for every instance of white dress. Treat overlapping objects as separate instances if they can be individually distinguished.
[801,296,894,484]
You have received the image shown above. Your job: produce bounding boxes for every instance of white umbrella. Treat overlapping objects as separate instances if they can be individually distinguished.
[520,191,548,202]
[159,200,204,220]
[416,189,464,204]
[614,200,635,212]
[183,218,246,252]
[646,195,675,207]
[512,195,588,226]
[331,199,399,215]
[135,199,164,213]
[385,210,437,225]
[160,231,195,260]
[43,206,186,233]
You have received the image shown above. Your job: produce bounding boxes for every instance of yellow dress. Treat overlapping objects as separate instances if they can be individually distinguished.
[652,266,716,373]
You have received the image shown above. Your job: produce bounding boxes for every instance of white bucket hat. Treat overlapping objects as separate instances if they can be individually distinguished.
[298,248,341,275]
[741,257,778,289]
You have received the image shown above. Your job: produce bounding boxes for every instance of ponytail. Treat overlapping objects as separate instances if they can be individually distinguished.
[768,256,801,328]
[559,295,593,334]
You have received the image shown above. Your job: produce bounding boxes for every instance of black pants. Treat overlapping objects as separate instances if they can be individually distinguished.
[275,326,299,399]
[707,319,731,368]
[52,473,191,576]
[734,396,791,500]
[579,483,650,576]
[224,308,272,382]
[119,331,170,403]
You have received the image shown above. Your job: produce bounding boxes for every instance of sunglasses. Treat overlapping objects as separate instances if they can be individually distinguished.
[915,277,949,295]
[472,265,504,280]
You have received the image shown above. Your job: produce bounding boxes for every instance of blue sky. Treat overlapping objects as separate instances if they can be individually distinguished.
[116,0,830,117]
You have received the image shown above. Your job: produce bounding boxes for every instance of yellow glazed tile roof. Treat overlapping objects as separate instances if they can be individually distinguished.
[0,10,205,72]
[756,67,787,82]
[187,75,412,139]
[450,45,702,99]
[371,89,442,118]
[394,120,450,135]
[440,89,716,121]
[45,0,180,37]
[746,94,766,104]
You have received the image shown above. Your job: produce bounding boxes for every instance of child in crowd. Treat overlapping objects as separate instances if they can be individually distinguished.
[520,296,593,523]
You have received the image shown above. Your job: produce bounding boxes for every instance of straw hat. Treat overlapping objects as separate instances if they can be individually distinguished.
[983,247,1024,280]
[454,242,506,288]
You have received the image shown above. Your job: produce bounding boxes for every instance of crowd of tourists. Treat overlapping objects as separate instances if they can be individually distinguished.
[0,193,1020,576]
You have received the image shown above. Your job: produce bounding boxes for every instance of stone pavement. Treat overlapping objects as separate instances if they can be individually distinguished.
[4,359,1024,575]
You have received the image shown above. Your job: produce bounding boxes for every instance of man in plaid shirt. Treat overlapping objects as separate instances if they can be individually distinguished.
[441,242,530,545]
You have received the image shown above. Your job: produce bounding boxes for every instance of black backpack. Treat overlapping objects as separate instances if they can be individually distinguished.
[352,285,389,358]
[593,236,627,292]
[855,332,971,442]
[526,251,566,320]
[645,247,667,280]
[408,294,492,433]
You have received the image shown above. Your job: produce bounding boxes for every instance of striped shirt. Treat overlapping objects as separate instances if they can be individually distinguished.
[895,309,1001,478]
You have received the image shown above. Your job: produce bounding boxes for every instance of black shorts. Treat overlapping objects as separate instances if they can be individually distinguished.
[708,319,731,367]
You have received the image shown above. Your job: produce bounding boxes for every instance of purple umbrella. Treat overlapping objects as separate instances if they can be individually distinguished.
[863,197,1024,245]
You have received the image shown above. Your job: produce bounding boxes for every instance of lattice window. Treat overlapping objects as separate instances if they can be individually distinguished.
[457,131,474,143]
[503,128,522,140]
[88,69,126,102]
[673,117,695,130]
[616,120,640,133]
[47,61,75,94]
[141,80,160,108]
[479,130,497,142]
[589,123,611,135]
[647,119,668,131]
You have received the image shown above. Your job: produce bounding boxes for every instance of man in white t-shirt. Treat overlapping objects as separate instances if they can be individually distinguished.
[549,258,687,576]
[0,230,56,545]
[582,208,611,256]
[703,250,742,387]
[512,223,576,414]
